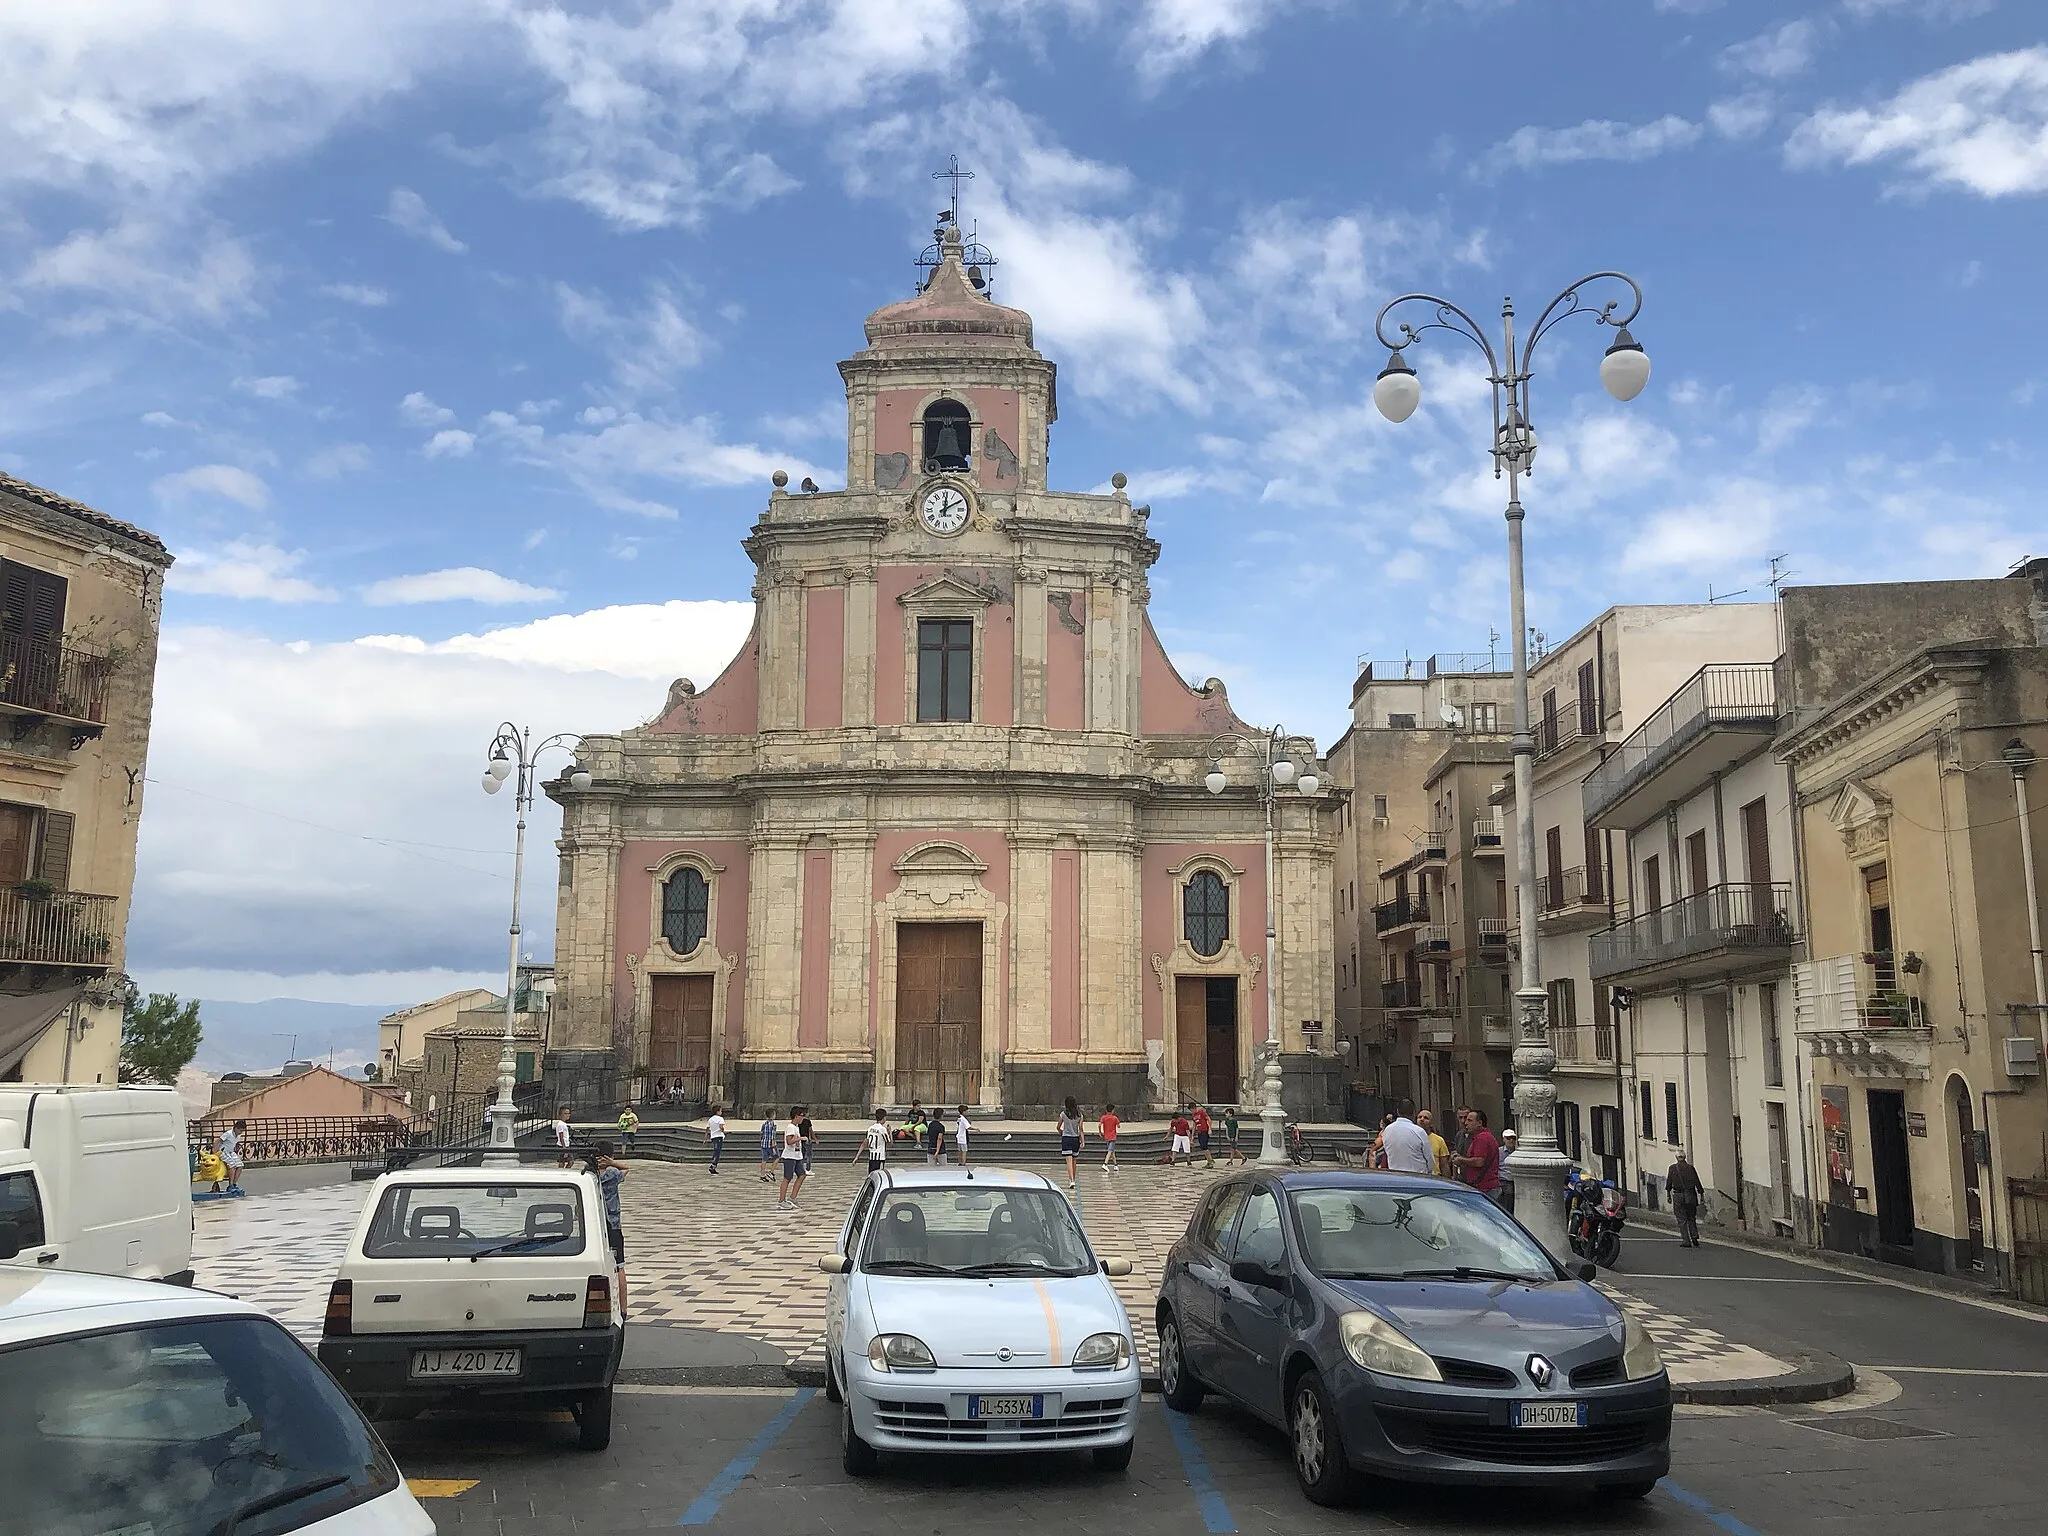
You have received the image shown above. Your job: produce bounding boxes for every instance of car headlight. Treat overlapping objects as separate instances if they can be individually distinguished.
[1339,1311,1442,1382]
[867,1333,936,1372]
[1622,1314,1664,1381]
[1073,1332,1131,1369]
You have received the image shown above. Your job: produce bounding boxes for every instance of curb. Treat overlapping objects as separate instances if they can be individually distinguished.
[1671,1357,1855,1406]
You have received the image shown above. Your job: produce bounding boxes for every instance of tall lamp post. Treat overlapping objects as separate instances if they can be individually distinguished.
[480,724,591,1166]
[1204,727,1320,1165]
[1370,275,1651,1256]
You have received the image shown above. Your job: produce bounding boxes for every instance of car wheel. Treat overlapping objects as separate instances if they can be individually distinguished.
[1092,1440,1134,1473]
[1157,1314,1204,1411]
[577,1388,613,1453]
[1290,1370,1352,1507]
[841,1398,880,1476]
[823,1350,844,1405]
[1600,1479,1659,1500]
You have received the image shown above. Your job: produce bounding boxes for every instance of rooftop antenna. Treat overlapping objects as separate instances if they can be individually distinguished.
[1529,627,1547,660]
[1766,552,1795,598]
[1403,649,1413,679]
[1487,626,1501,670]
[1707,582,1749,604]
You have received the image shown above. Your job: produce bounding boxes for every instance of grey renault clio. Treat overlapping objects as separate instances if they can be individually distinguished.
[1155,1169,1670,1505]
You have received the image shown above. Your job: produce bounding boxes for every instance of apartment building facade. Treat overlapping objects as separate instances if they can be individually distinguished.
[1506,604,1780,1188]
[0,474,171,1085]
[1326,657,1516,1121]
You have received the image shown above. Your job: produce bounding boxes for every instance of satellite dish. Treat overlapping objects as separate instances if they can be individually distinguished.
[1440,703,1463,727]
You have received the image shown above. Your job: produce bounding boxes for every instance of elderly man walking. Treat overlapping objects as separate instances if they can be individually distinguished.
[1379,1101,1436,1175]
[1667,1149,1706,1247]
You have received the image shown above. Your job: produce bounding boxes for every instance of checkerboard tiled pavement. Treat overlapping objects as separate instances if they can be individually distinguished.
[191,1156,1789,1386]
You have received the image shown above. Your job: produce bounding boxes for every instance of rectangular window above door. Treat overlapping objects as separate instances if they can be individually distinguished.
[915,619,973,722]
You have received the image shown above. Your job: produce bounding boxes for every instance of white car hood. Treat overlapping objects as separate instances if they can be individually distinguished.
[862,1272,1129,1370]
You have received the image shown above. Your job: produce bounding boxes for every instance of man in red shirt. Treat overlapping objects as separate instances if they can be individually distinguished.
[1099,1104,1121,1171]
[1191,1103,1213,1168]
[1167,1109,1193,1166]
[1454,1106,1504,1204]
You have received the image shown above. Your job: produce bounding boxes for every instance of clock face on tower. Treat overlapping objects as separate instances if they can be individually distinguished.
[919,483,971,535]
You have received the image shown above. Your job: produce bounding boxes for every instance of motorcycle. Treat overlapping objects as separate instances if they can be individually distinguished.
[1566,1167,1626,1269]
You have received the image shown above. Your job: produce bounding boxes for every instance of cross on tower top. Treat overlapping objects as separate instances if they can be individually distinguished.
[932,154,975,225]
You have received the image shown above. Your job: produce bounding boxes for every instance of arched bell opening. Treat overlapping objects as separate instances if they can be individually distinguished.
[922,398,973,474]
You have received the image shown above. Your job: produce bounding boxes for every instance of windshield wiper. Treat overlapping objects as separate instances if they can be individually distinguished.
[951,1261,1081,1277]
[468,1235,570,1262]
[863,1259,957,1275]
[213,1474,350,1535]
[1397,1266,1549,1283]
[1318,1269,1407,1280]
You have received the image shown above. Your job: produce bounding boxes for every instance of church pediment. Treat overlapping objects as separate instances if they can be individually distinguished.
[893,840,989,878]
[1828,778,1892,858]
[897,573,1000,607]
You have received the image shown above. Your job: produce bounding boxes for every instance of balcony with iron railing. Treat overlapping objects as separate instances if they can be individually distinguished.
[1481,1014,1513,1049]
[1373,893,1431,933]
[1552,1024,1618,1067]
[0,629,113,739]
[1381,977,1424,1010]
[1418,924,1453,956]
[1379,831,1446,878]
[1470,817,1504,853]
[1582,663,1778,829]
[1478,917,1511,952]
[1792,955,1936,1078]
[1418,1016,1457,1049]
[1536,693,1601,761]
[1536,865,1616,933]
[1589,881,1797,983]
[0,886,117,968]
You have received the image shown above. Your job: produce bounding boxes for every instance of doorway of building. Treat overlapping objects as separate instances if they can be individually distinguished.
[1867,1088,1916,1259]
[1766,1101,1793,1225]
[1175,976,1240,1105]
[896,923,983,1107]
[1951,1077,1984,1270]
[649,974,713,1105]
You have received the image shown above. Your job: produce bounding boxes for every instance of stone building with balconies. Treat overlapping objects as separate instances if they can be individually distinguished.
[543,222,1336,1121]
[0,474,170,1084]
[1776,565,2048,1290]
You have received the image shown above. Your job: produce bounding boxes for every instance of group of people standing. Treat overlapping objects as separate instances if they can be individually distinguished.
[1369,1101,1517,1209]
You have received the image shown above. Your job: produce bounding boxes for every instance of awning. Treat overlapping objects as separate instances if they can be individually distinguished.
[0,984,85,1078]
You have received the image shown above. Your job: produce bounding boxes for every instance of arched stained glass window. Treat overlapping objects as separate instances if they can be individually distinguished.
[1184,871,1229,958]
[662,867,709,955]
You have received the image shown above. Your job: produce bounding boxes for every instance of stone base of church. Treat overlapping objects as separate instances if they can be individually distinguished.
[733,1059,876,1118]
[543,1048,621,1114]
[1002,1061,1154,1122]
[1280,1053,1345,1121]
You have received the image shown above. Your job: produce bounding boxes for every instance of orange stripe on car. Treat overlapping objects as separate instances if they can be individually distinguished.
[1032,1279,1062,1364]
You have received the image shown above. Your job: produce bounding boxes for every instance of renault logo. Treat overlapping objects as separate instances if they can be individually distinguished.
[1527,1354,1556,1389]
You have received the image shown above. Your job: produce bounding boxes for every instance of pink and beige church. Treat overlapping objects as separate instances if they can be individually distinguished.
[544,224,1337,1119]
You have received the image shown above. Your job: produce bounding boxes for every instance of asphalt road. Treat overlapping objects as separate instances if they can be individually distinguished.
[382,1229,2048,1535]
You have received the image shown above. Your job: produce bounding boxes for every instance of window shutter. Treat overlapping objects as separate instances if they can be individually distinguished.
[37,810,73,888]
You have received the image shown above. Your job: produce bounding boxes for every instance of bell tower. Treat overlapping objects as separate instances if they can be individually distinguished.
[839,213,1057,496]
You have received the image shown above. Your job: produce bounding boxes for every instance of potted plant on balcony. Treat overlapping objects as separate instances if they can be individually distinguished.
[12,878,55,903]
[1861,990,1917,1028]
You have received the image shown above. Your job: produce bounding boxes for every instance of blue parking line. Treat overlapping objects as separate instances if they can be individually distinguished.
[1658,1477,1769,1536]
[677,1388,816,1526]
[1161,1406,1237,1533]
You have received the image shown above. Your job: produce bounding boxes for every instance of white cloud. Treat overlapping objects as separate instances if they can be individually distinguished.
[1492,115,1703,169]
[555,282,705,393]
[362,567,562,605]
[142,410,187,428]
[137,966,497,1007]
[235,373,299,400]
[485,409,825,516]
[131,603,754,985]
[153,462,270,509]
[167,541,336,602]
[400,390,455,427]
[1788,48,2048,196]
[320,281,390,306]
[16,220,258,325]
[307,442,372,477]
[423,428,476,458]
[1722,20,1821,81]
[1621,479,1788,575]
[386,186,466,252]
[1757,383,1828,452]
[1708,93,1776,139]
[1129,0,1294,82]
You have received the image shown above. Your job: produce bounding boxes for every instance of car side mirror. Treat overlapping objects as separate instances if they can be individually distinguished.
[1230,1258,1287,1292]
[817,1253,851,1275]
[1576,1262,1597,1283]
[1100,1257,1133,1277]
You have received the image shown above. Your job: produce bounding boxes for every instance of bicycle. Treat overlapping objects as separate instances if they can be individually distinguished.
[1286,1123,1316,1166]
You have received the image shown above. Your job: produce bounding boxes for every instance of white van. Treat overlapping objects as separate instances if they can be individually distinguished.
[0,1085,193,1284]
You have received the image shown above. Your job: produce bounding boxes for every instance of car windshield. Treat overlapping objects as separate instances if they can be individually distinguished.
[860,1188,1095,1277]
[363,1181,587,1258]
[0,1314,398,1536]
[1288,1186,1559,1282]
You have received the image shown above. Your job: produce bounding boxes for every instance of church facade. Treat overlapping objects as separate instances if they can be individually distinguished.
[545,226,1337,1119]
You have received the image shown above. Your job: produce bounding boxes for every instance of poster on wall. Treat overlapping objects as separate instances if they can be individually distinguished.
[1820,1085,1855,1207]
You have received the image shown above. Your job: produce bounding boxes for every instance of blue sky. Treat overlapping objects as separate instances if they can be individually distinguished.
[4,0,2043,1007]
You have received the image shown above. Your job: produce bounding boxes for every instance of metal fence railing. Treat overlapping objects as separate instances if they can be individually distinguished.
[1373,893,1430,932]
[1583,663,1777,820]
[0,888,115,967]
[191,1082,550,1169]
[0,628,112,725]
[1590,881,1797,980]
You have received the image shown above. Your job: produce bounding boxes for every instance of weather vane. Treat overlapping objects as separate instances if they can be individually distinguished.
[933,154,975,226]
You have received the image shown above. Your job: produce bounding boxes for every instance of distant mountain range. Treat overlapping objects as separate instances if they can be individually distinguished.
[189,998,397,1075]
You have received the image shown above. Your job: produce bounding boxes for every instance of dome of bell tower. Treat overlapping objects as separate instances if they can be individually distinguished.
[861,224,1037,355]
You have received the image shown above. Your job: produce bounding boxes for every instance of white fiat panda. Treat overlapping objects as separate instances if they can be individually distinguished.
[317,1165,625,1451]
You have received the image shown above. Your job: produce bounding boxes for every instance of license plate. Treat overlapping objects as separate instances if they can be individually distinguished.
[969,1394,1042,1421]
[1513,1400,1587,1429]
[410,1348,523,1379]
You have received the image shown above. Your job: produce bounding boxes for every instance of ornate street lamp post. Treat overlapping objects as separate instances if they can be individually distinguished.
[1205,727,1321,1165]
[480,725,591,1166]
[1371,275,1651,1255]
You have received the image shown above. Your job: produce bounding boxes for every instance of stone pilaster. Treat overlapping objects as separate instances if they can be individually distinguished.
[828,832,875,1053]
[843,563,878,726]
[553,813,621,1053]
[1014,563,1048,725]
[1082,836,1144,1056]
[1009,833,1056,1052]
[745,831,808,1054]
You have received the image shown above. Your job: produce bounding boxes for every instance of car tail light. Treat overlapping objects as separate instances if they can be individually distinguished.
[323,1279,352,1337]
[583,1274,611,1328]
